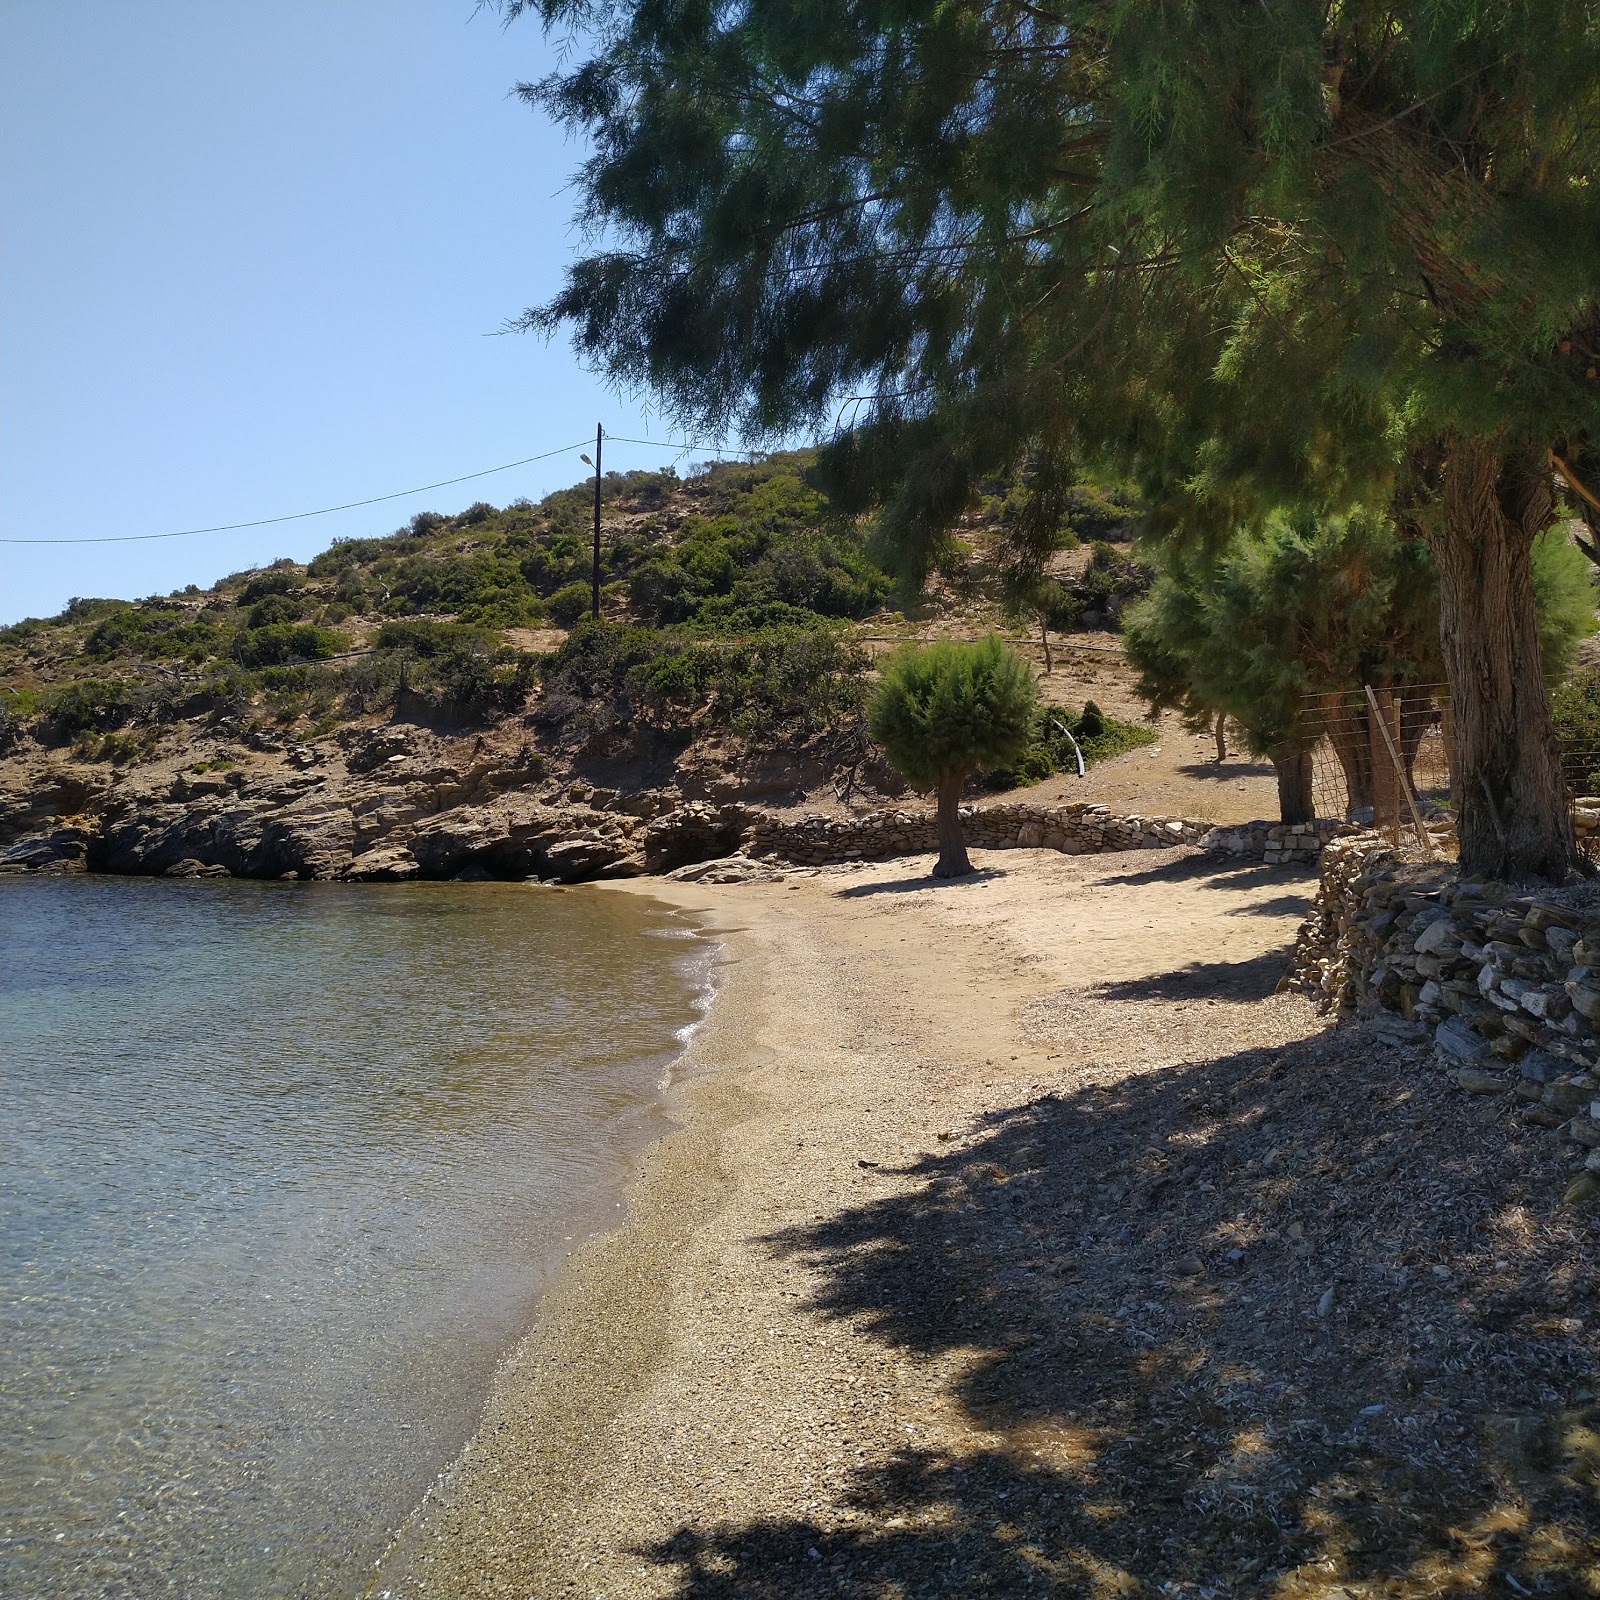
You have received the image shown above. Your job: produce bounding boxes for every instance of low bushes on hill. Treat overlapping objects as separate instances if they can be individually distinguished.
[233,623,348,668]
[539,620,870,743]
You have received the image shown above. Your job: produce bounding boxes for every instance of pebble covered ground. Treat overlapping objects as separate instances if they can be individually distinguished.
[381,847,1599,1600]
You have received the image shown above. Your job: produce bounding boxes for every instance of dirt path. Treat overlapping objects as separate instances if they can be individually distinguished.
[381,848,1598,1599]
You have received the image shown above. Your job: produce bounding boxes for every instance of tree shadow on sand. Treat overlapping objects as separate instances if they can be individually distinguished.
[638,1010,1600,1596]
[1094,855,1316,892]
[1090,951,1294,1003]
[837,868,1008,898]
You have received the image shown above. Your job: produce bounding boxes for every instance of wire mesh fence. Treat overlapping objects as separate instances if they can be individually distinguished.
[1556,662,1600,801]
[1291,674,1600,859]
[1295,683,1454,845]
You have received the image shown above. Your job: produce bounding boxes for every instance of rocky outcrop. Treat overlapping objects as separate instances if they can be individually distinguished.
[1289,834,1600,1188]
[0,706,1352,885]
[0,825,92,874]
[0,741,1357,886]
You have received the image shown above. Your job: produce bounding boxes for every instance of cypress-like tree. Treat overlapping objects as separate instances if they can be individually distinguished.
[1125,512,1595,823]
[868,637,1037,878]
[508,1,1598,876]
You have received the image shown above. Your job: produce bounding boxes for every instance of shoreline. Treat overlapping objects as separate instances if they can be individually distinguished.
[371,845,1309,1597]
[368,875,767,1597]
[373,846,1598,1599]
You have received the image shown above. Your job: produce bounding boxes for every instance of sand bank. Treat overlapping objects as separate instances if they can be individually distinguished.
[377,846,1597,1599]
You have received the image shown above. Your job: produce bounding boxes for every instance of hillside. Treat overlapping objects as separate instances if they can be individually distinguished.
[0,454,1281,880]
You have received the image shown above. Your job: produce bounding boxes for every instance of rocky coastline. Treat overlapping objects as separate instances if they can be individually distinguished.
[0,715,1341,884]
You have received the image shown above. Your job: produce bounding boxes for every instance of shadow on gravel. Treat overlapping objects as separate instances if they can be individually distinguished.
[1227,893,1318,920]
[1174,758,1278,782]
[836,868,1008,898]
[1091,950,1295,1004]
[1096,855,1312,892]
[641,1021,1600,1598]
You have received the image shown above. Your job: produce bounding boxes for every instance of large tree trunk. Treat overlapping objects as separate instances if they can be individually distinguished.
[1429,434,1574,881]
[1213,711,1227,763]
[932,767,973,878]
[1271,747,1315,825]
[1322,691,1374,818]
[1397,684,1435,790]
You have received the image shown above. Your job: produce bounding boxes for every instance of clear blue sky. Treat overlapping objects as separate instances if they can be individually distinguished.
[0,0,713,625]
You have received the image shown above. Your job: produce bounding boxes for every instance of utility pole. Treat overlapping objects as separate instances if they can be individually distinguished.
[589,423,603,621]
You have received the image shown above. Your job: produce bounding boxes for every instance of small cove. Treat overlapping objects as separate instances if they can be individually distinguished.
[0,876,714,1599]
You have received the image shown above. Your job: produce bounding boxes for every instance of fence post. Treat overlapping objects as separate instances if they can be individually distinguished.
[1364,683,1435,859]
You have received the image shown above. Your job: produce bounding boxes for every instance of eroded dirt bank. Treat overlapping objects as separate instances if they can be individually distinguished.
[380,848,1598,1599]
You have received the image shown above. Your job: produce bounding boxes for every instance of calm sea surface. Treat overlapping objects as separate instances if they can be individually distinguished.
[0,876,713,1600]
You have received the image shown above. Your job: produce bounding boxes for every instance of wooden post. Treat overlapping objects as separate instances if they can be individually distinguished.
[1365,683,1435,858]
[590,423,603,621]
[1369,684,1395,838]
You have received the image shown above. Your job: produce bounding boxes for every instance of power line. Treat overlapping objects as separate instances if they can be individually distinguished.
[604,434,762,457]
[0,436,597,547]
[0,429,764,548]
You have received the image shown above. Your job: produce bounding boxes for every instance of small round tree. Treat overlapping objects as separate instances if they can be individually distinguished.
[868,636,1038,879]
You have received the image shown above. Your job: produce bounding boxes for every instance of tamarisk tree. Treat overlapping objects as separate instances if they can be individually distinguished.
[868,637,1036,878]
[509,0,1598,876]
[1125,511,1595,823]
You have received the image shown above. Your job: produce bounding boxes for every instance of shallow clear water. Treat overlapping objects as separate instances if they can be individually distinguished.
[0,877,711,1600]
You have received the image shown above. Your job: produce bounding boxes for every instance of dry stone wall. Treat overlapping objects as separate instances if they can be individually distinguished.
[1290,835,1600,1181]
[745,802,1343,869]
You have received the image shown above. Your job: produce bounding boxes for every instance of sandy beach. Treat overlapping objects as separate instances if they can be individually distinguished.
[378,846,1597,1599]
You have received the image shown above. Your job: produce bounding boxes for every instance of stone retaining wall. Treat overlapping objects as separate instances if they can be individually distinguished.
[745,801,1344,868]
[1289,834,1600,1182]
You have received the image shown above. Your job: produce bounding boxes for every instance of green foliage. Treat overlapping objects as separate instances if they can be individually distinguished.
[1552,673,1600,753]
[80,602,229,664]
[237,569,303,605]
[868,636,1038,791]
[546,583,593,626]
[45,679,133,735]
[1530,529,1598,684]
[1553,671,1600,795]
[987,700,1155,787]
[1064,545,1153,629]
[542,619,868,741]
[372,619,495,657]
[1127,509,1596,765]
[369,620,536,712]
[233,623,347,668]
[623,461,891,629]
[1125,509,1445,756]
[519,0,1598,531]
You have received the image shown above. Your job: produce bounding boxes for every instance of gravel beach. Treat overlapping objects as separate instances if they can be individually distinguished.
[377,846,1598,1599]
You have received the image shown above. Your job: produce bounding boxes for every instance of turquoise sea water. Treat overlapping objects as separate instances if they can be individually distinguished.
[0,877,712,1600]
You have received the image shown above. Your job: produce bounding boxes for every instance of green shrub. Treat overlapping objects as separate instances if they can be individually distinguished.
[985,700,1157,787]
[234,624,347,667]
[47,679,134,735]
[547,583,593,626]
[541,620,868,740]
[1065,545,1153,627]
[238,568,303,605]
[869,636,1038,875]
[81,602,230,664]
[246,592,307,628]
[372,618,495,657]
[1553,669,1600,794]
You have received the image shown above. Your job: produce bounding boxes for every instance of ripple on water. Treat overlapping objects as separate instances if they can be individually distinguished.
[0,877,712,1600]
